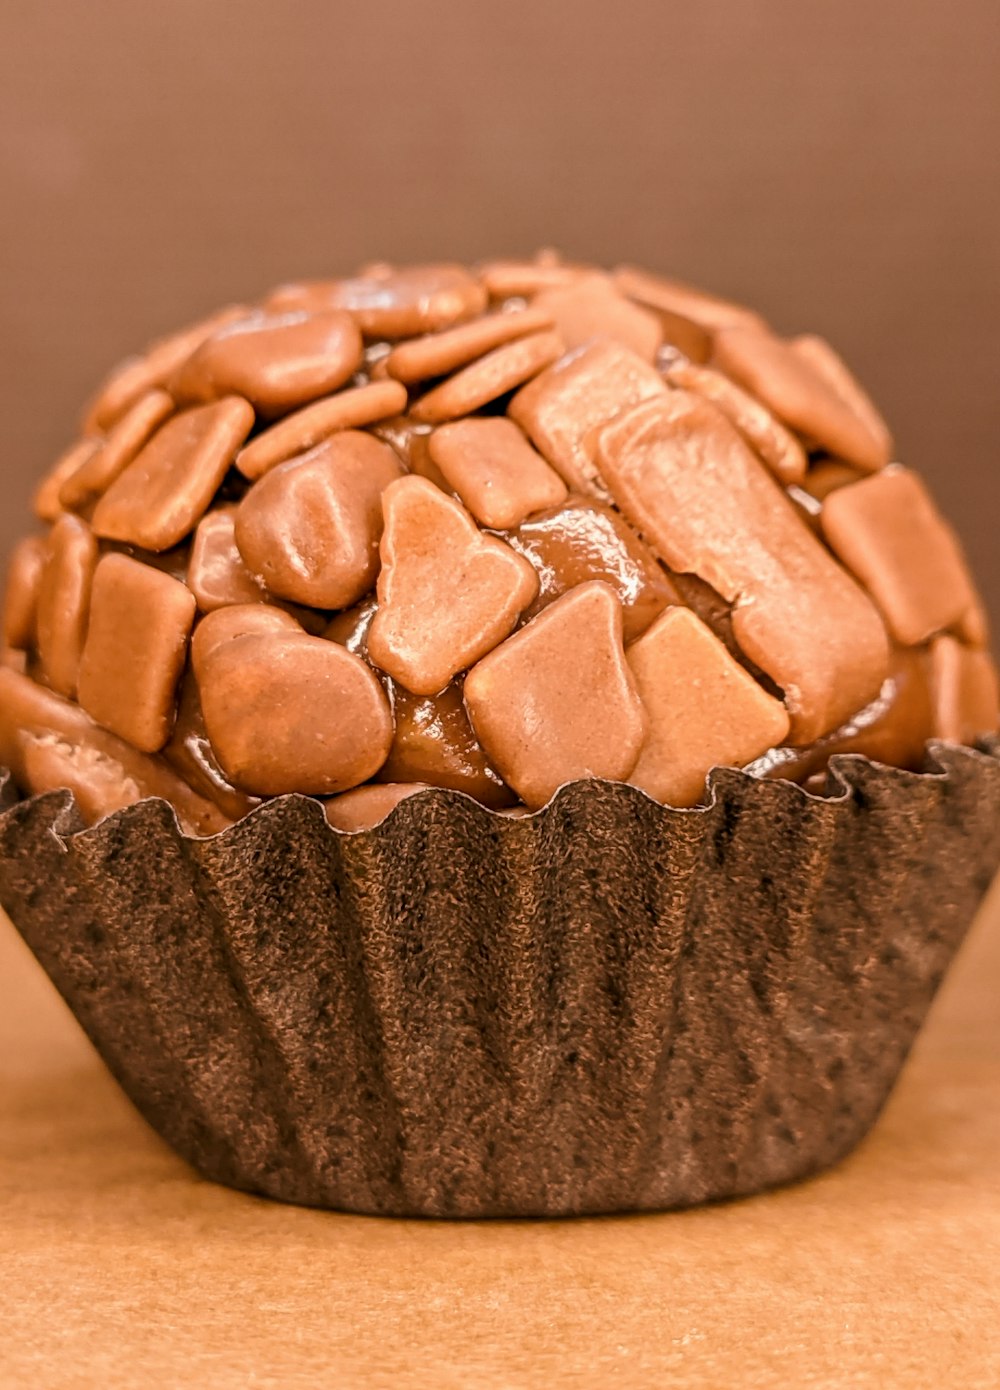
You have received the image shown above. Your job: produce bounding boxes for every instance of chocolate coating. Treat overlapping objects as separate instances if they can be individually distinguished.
[1,253,996,826]
[497,495,679,641]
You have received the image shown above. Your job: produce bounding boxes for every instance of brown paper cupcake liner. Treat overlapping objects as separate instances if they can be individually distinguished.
[2,741,999,1218]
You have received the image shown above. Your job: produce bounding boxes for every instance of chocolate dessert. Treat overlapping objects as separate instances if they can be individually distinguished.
[1,254,997,1216]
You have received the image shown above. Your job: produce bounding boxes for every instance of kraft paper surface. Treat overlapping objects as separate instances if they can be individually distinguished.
[1,883,998,1388]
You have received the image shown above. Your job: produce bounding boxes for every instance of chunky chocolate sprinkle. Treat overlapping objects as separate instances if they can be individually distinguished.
[1,253,995,828]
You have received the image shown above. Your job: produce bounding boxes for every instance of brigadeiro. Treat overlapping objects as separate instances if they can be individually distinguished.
[1,254,998,1217]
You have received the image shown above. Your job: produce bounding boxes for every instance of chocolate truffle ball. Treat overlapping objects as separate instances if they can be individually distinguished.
[2,255,997,832]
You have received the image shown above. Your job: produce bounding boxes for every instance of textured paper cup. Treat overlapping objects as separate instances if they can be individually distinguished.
[2,741,999,1218]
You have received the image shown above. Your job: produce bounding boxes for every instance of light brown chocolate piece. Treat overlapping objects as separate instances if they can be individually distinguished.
[597,393,890,743]
[749,646,935,785]
[196,630,393,796]
[376,679,513,807]
[234,431,402,610]
[821,466,977,646]
[170,310,363,417]
[410,330,564,424]
[928,636,999,744]
[663,359,807,485]
[324,782,430,831]
[77,554,196,753]
[478,259,588,298]
[81,306,251,433]
[191,604,304,671]
[509,339,669,493]
[368,477,538,695]
[33,439,101,522]
[626,607,790,806]
[384,307,554,384]
[2,537,46,651]
[791,334,894,466]
[59,389,175,512]
[92,397,255,551]
[0,666,230,835]
[35,515,99,699]
[235,380,408,480]
[267,264,488,339]
[497,496,679,642]
[464,582,647,808]
[428,417,568,528]
[613,265,764,332]
[531,275,662,361]
[188,509,268,612]
[713,325,892,472]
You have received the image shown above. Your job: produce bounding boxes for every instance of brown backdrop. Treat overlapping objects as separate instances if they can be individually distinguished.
[1,0,998,613]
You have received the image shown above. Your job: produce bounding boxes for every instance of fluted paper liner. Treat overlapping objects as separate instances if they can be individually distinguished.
[2,741,999,1218]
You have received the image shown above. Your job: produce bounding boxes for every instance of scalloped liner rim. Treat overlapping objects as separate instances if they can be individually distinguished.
[2,735,998,849]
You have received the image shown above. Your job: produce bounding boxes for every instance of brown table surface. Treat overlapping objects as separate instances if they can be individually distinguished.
[1,884,998,1390]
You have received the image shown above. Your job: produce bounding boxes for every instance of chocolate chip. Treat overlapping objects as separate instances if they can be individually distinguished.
[367,477,538,696]
[663,359,807,485]
[2,537,46,652]
[77,554,196,753]
[236,380,408,480]
[234,431,403,609]
[35,514,98,698]
[196,630,393,796]
[268,264,488,339]
[410,330,564,423]
[81,305,251,433]
[191,604,304,671]
[928,636,999,744]
[478,259,588,299]
[821,466,977,646]
[612,265,764,332]
[597,391,890,743]
[324,782,430,831]
[59,389,175,512]
[170,310,363,417]
[92,397,255,551]
[188,508,269,611]
[626,606,790,805]
[510,339,668,493]
[790,334,894,467]
[0,665,230,834]
[33,439,101,522]
[713,325,892,472]
[428,417,568,529]
[531,275,662,362]
[464,582,647,808]
[385,307,554,384]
